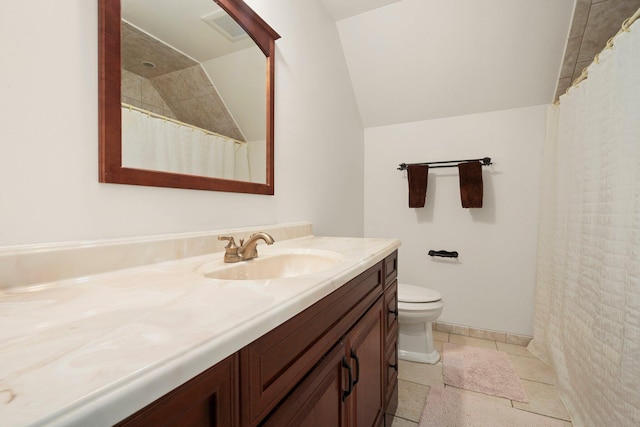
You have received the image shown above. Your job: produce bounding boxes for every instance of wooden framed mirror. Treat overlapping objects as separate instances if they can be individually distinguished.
[99,0,280,194]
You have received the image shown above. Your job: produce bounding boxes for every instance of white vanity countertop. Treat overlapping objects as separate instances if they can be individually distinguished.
[0,235,400,427]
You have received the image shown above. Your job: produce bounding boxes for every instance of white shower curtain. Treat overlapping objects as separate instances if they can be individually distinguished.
[121,108,250,181]
[529,18,640,427]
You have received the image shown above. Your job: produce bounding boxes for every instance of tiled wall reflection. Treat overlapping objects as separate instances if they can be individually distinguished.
[120,21,244,140]
[122,69,177,118]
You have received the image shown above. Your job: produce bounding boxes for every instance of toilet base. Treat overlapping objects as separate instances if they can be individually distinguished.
[398,320,441,364]
[399,348,440,364]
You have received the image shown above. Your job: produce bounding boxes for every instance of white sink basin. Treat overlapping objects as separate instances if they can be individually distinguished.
[199,249,344,281]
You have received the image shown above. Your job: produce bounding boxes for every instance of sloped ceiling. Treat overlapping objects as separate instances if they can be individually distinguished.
[320,0,402,21]
[328,0,574,128]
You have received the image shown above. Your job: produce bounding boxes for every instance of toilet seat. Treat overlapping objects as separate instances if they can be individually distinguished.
[398,283,441,303]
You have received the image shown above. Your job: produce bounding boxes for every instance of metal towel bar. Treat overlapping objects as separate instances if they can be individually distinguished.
[398,157,491,171]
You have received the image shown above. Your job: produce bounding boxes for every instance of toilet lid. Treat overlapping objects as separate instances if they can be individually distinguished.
[398,283,441,303]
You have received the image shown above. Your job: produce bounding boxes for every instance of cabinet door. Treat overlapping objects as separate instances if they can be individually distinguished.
[115,354,238,427]
[261,342,348,427]
[240,264,383,426]
[347,298,384,427]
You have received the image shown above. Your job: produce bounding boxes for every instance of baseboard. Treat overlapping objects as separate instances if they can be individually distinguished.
[433,321,532,346]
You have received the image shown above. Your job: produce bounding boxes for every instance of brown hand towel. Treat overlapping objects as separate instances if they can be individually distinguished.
[407,164,429,208]
[458,161,483,208]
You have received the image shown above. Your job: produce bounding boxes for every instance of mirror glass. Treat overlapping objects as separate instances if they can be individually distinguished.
[99,0,279,194]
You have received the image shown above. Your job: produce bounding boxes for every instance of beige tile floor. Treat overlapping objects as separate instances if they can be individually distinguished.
[389,332,573,426]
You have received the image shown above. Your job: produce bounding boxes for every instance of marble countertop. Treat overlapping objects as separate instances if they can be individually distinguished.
[0,235,400,427]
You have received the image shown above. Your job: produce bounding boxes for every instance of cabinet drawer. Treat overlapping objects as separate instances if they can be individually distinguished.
[384,280,398,345]
[383,251,397,289]
[384,336,398,412]
[240,263,384,426]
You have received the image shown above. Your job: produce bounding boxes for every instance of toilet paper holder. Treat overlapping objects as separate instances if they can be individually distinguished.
[428,250,458,258]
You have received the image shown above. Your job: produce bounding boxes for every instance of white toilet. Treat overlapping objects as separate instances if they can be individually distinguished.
[397,283,444,364]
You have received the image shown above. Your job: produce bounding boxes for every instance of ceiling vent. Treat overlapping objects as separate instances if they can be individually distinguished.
[201,10,248,42]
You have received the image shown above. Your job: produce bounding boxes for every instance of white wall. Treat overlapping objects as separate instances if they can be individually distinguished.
[336,0,573,127]
[202,46,265,142]
[0,0,364,246]
[364,105,547,335]
[251,0,366,239]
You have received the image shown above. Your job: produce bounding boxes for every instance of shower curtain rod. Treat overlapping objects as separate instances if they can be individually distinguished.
[557,6,640,103]
[397,157,492,171]
[121,102,246,145]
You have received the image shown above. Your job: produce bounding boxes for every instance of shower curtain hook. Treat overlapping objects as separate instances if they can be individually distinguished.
[605,37,614,49]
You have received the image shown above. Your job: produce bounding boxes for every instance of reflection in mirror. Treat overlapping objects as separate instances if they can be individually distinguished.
[99,0,280,194]
[121,0,265,182]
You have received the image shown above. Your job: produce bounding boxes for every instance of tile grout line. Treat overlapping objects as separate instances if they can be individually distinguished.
[398,377,436,389]
[509,399,572,423]
[518,377,558,387]
[512,406,573,423]
[390,414,419,425]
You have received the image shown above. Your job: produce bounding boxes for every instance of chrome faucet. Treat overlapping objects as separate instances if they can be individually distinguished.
[218,232,275,263]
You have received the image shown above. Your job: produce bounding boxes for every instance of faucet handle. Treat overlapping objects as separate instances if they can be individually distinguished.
[218,236,237,248]
[218,236,241,263]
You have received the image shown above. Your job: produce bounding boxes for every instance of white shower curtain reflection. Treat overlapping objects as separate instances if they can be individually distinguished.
[122,107,249,180]
[529,18,640,427]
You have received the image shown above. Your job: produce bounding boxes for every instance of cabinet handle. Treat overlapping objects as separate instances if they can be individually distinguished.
[342,356,353,402]
[389,363,398,371]
[350,349,360,386]
[388,307,398,318]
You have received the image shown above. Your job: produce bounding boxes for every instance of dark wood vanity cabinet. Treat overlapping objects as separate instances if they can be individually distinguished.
[115,354,239,427]
[117,251,398,427]
[250,250,398,427]
[263,298,384,427]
